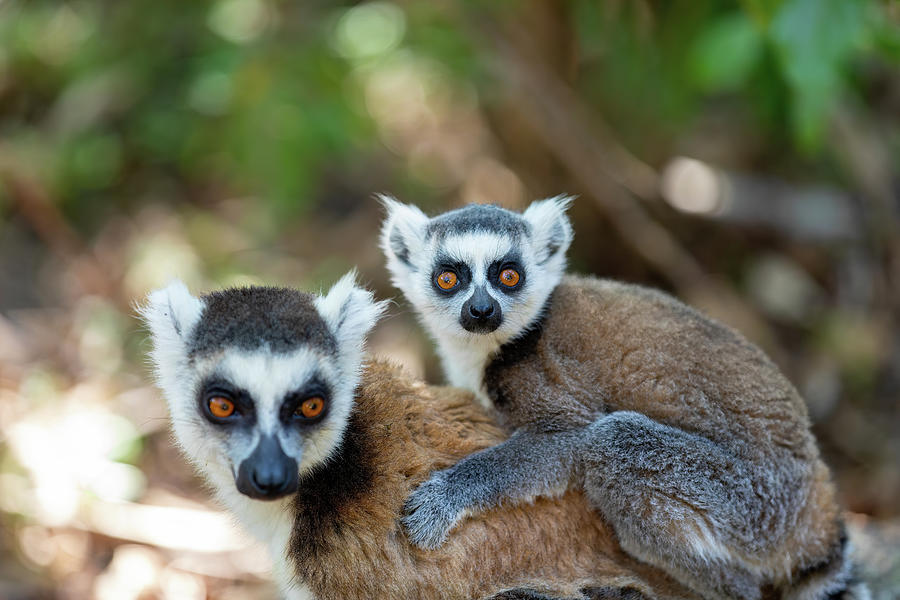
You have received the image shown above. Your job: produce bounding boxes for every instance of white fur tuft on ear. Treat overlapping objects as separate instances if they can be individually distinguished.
[315,270,389,377]
[378,194,429,276]
[140,279,205,347]
[138,280,205,401]
[522,195,575,264]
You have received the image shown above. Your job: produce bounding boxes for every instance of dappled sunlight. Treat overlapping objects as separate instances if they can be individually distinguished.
[0,241,290,597]
[1,0,898,596]
[661,157,725,216]
[84,501,255,554]
[208,0,273,45]
[8,405,145,516]
[123,210,206,299]
[333,2,406,61]
[0,368,277,597]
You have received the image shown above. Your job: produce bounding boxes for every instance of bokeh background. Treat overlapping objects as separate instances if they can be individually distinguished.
[1,0,899,598]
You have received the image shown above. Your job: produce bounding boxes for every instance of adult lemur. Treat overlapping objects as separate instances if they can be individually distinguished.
[141,273,695,600]
[380,197,867,600]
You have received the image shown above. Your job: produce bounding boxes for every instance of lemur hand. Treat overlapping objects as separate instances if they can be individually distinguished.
[402,468,465,549]
[402,429,583,549]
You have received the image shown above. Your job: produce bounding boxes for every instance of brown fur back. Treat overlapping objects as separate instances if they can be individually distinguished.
[483,275,844,588]
[287,360,696,600]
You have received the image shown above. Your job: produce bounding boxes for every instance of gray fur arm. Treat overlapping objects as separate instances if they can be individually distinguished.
[402,428,584,549]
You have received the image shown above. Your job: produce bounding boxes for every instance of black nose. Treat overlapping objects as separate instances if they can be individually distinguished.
[468,301,494,319]
[460,286,502,333]
[236,436,299,500]
[251,461,291,495]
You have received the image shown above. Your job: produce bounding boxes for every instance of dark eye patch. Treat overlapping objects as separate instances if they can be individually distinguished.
[280,376,332,425]
[197,376,256,426]
[430,252,472,294]
[488,251,525,293]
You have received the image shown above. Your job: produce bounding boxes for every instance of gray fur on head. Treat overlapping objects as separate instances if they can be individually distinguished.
[189,286,338,357]
[379,196,574,395]
[425,204,530,241]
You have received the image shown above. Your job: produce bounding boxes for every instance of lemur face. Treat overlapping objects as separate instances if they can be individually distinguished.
[141,273,386,501]
[381,196,573,346]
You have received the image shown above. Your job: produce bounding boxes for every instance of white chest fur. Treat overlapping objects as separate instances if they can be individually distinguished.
[212,480,316,600]
[435,337,498,408]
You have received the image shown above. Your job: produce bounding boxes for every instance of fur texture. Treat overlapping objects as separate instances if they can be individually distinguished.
[284,360,696,600]
[381,199,867,600]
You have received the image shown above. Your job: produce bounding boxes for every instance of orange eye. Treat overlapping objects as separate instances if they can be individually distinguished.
[208,396,235,418]
[296,396,325,419]
[499,268,520,287]
[436,271,458,290]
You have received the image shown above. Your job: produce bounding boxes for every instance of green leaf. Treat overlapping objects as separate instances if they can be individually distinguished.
[689,13,764,93]
[64,132,123,190]
[739,0,784,27]
[768,0,869,150]
[871,3,900,62]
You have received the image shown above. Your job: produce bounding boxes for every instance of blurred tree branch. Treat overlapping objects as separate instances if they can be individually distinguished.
[482,23,700,285]
[830,107,900,318]
[465,9,778,350]
[0,156,120,305]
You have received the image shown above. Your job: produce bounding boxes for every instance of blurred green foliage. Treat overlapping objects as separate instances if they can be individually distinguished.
[1,0,896,230]
[574,0,896,156]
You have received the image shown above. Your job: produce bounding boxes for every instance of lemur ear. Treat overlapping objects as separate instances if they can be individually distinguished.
[378,194,429,273]
[140,279,205,347]
[139,281,205,395]
[315,270,389,372]
[522,195,574,265]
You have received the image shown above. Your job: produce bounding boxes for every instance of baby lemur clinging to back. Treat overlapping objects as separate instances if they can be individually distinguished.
[141,272,696,600]
[381,197,867,600]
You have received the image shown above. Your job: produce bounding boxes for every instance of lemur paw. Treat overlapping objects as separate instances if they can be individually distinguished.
[401,470,463,549]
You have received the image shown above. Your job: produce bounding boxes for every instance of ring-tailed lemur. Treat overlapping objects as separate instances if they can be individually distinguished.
[140,273,695,600]
[380,197,868,600]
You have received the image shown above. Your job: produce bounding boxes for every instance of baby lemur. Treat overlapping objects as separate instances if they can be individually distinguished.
[381,197,867,600]
[141,273,696,600]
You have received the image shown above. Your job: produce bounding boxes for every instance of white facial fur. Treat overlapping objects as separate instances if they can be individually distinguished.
[139,272,386,596]
[380,196,573,394]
